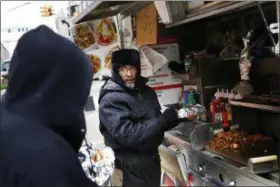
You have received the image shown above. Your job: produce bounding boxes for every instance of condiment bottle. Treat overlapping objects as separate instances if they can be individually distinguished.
[224,89,230,99]
[179,91,185,108]
[221,103,230,132]
[214,88,221,98]
[213,96,222,123]
[225,103,232,122]
[220,88,226,99]
[228,90,236,100]
[210,97,216,125]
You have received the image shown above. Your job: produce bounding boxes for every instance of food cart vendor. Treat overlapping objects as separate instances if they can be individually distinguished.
[98,49,180,187]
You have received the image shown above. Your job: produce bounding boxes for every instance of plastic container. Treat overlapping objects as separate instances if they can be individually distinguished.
[184,55,193,73]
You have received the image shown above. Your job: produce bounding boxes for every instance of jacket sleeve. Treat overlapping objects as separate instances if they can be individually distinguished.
[99,95,167,148]
[22,145,98,187]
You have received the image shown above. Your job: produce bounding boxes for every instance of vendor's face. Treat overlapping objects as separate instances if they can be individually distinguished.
[119,65,137,87]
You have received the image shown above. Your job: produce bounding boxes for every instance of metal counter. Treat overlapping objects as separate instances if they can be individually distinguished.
[163,129,279,186]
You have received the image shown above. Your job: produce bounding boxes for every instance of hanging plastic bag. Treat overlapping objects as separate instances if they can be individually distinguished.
[140,46,168,73]
[129,41,153,77]
[233,31,254,96]
[239,31,253,81]
[269,22,279,54]
[140,49,153,77]
[129,42,168,77]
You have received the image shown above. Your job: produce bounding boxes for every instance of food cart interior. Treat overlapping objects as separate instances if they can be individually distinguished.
[72,1,279,186]
[154,1,280,186]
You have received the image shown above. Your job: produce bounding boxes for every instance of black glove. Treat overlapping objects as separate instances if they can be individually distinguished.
[162,108,179,131]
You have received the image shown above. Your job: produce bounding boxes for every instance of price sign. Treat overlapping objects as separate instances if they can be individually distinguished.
[136,3,158,45]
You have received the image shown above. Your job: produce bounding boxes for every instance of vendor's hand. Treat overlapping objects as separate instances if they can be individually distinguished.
[187,115,197,121]
[178,108,196,121]
[162,108,179,131]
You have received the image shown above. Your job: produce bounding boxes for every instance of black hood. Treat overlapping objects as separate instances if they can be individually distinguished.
[2,25,93,152]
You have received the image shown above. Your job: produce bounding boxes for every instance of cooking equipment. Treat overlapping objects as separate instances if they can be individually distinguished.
[164,131,279,186]
[158,145,185,182]
[190,123,214,150]
[189,122,240,150]
[168,120,198,140]
[189,120,278,170]
[248,155,278,174]
[205,139,278,166]
[183,147,279,186]
[164,75,279,186]
[269,172,279,183]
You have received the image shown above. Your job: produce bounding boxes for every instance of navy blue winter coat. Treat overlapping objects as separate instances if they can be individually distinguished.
[0,25,97,187]
[99,77,167,155]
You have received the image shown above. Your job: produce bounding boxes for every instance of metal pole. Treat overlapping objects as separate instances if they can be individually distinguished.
[7,2,31,12]
[257,2,276,46]
[277,1,280,54]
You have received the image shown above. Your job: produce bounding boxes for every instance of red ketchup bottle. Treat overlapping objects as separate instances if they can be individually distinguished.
[210,97,221,125]
[221,103,230,132]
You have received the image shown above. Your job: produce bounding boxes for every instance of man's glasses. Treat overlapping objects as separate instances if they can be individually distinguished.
[119,66,137,74]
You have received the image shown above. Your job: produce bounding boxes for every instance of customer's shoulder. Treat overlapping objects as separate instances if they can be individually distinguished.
[100,91,129,104]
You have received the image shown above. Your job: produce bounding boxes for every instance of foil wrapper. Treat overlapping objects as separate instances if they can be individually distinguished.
[78,141,115,186]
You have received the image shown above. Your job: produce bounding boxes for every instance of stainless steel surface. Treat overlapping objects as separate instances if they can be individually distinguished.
[73,1,102,24]
[73,1,152,24]
[118,2,153,20]
[164,132,279,186]
[205,139,278,167]
[166,1,257,28]
[248,155,278,174]
[190,123,214,150]
[184,148,279,186]
[277,1,280,55]
[229,100,280,113]
[269,172,279,183]
[203,84,235,89]
[177,150,188,182]
[168,120,202,143]
[158,145,184,182]
[188,170,208,186]
[186,1,233,15]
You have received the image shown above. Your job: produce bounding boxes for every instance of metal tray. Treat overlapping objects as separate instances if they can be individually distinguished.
[205,139,278,166]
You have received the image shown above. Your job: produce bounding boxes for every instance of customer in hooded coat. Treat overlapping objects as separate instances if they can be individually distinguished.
[98,49,179,187]
[0,25,98,187]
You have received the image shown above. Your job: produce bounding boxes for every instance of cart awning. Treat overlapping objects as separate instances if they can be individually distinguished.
[166,1,273,28]
[72,1,152,24]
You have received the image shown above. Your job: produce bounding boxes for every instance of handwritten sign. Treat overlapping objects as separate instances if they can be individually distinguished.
[136,3,158,45]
